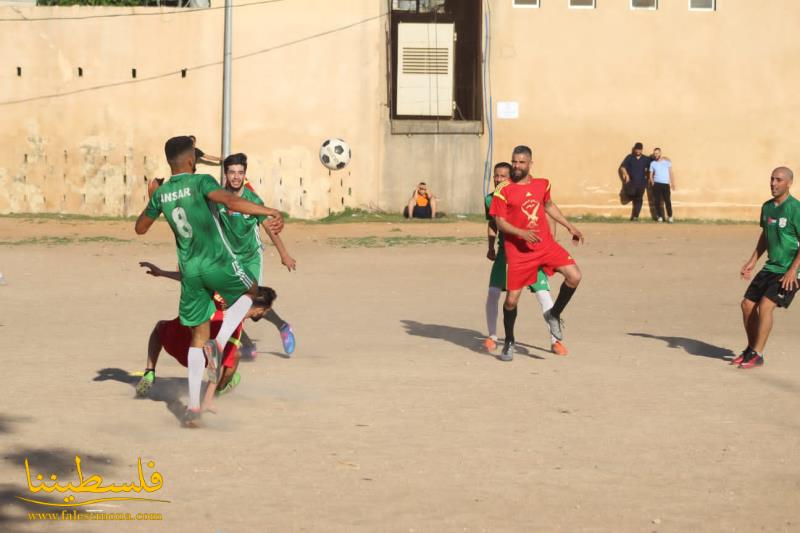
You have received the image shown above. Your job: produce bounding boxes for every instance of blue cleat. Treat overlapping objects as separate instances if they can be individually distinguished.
[280,324,295,356]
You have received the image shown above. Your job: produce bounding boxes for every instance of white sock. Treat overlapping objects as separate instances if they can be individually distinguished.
[216,295,252,347]
[535,290,558,344]
[187,347,204,410]
[485,286,502,339]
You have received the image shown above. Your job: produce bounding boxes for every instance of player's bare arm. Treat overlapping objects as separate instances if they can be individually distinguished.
[139,261,181,281]
[207,189,285,234]
[779,249,800,291]
[544,200,584,244]
[741,231,767,280]
[261,220,297,272]
[619,165,630,183]
[134,210,157,235]
[495,215,540,243]
[487,219,498,260]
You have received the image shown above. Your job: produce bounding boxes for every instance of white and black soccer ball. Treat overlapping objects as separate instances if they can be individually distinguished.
[319,138,351,171]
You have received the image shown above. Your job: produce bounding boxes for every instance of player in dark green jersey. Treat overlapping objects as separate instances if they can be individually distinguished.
[737,166,800,369]
[484,162,567,357]
[135,136,284,427]
[218,153,297,357]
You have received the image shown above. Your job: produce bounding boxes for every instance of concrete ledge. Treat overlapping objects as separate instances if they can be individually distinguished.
[390,120,483,135]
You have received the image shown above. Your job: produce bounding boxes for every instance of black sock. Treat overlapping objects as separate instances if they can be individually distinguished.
[240,330,254,348]
[265,309,287,330]
[503,306,517,343]
[551,283,577,318]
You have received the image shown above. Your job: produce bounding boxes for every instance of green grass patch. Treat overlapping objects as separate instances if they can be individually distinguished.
[327,235,484,248]
[0,235,131,246]
[0,213,137,222]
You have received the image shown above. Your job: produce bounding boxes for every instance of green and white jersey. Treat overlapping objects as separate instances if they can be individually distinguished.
[485,192,505,249]
[217,187,266,265]
[145,173,234,277]
[760,194,800,276]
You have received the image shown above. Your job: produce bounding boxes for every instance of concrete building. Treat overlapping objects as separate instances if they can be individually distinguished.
[1,0,798,219]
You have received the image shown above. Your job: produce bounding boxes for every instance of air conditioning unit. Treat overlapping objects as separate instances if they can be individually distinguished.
[396,22,455,117]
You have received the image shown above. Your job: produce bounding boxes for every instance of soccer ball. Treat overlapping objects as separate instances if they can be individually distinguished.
[319,138,351,171]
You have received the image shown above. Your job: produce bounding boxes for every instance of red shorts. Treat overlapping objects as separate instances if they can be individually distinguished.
[157,318,238,369]
[506,241,576,291]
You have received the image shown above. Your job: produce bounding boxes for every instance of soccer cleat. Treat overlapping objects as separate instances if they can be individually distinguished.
[551,341,568,356]
[181,407,202,428]
[543,310,564,341]
[280,323,295,356]
[215,372,241,397]
[240,343,258,361]
[739,353,764,369]
[484,337,497,351]
[202,339,223,383]
[500,341,515,362]
[730,347,752,366]
[135,370,155,398]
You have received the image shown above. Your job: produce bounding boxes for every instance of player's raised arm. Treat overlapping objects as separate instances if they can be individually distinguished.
[207,189,284,234]
[544,199,584,244]
[261,220,297,271]
[139,261,182,281]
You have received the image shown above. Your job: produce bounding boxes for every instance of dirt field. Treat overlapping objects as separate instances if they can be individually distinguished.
[1,216,798,532]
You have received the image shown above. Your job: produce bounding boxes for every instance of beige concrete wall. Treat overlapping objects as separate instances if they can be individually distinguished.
[0,1,386,219]
[2,1,799,220]
[488,0,800,220]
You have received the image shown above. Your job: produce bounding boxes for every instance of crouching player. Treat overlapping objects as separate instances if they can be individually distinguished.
[135,262,276,415]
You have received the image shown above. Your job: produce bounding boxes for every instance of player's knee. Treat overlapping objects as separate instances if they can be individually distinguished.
[741,298,754,312]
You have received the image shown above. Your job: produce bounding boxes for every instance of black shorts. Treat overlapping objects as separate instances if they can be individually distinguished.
[744,269,797,308]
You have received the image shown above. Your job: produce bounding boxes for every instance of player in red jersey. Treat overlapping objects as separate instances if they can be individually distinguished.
[135,262,276,413]
[489,145,584,361]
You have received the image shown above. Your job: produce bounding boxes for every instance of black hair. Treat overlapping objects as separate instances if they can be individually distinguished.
[633,142,644,150]
[164,136,195,163]
[653,147,661,151]
[494,162,512,172]
[223,152,248,173]
[512,145,532,158]
[252,286,277,309]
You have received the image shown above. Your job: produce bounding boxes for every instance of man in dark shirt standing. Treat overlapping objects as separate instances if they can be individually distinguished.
[619,142,651,221]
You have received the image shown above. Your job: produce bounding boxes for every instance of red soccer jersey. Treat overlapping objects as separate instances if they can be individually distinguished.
[159,309,243,369]
[489,178,554,261]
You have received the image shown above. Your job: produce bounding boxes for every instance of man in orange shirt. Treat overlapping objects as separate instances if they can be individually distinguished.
[405,182,437,219]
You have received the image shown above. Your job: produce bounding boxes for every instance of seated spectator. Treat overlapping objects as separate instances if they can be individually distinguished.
[404,182,437,219]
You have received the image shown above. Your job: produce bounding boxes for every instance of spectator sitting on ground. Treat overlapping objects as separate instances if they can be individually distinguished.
[404,182,437,219]
[189,135,221,166]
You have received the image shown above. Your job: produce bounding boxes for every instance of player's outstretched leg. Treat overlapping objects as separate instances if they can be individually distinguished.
[534,290,567,355]
[136,321,164,398]
[485,286,502,351]
[264,309,295,356]
[544,264,582,341]
[500,290,522,362]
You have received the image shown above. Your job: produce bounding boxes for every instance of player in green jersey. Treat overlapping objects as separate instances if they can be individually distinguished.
[218,153,297,356]
[135,136,284,427]
[737,166,800,369]
[484,162,567,358]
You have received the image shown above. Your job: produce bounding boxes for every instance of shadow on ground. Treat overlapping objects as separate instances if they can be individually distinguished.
[401,320,546,360]
[1,447,119,532]
[94,368,188,423]
[628,333,735,361]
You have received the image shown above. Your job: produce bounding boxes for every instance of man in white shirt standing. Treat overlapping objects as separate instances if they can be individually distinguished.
[649,147,676,223]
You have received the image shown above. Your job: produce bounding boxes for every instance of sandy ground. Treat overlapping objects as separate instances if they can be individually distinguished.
[0,217,798,533]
